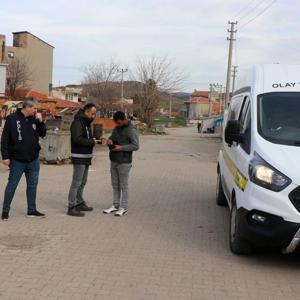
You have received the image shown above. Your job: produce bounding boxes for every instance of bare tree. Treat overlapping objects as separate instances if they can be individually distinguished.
[81,60,120,113]
[134,55,185,127]
[6,57,32,98]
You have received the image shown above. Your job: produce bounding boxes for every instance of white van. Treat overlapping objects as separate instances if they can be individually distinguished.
[217,64,300,254]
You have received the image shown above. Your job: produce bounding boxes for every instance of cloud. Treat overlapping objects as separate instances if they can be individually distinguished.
[1,0,299,91]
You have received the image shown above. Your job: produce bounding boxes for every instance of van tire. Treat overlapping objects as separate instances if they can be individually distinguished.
[216,171,227,206]
[229,199,252,255]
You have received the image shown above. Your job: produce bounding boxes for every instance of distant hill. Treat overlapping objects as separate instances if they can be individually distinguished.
[171,92,191,100]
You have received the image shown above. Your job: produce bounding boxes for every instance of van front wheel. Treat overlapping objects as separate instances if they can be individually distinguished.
[216,171,227,206]
[229,200,252,255]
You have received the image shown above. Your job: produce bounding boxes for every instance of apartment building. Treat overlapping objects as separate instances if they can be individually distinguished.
[0,31,54,94]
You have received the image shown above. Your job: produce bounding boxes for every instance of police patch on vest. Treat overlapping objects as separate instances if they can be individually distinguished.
[32,124,37,130]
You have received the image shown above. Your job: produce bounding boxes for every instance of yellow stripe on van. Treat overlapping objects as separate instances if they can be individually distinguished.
[223,149,248,191]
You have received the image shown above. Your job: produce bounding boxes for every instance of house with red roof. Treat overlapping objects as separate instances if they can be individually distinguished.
[2,88,82,116]
[183,96,221,120]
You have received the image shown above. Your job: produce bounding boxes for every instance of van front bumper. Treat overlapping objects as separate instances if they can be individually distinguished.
[237,207,300,250]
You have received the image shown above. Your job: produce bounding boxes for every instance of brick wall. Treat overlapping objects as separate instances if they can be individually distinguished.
[93,117,115,130]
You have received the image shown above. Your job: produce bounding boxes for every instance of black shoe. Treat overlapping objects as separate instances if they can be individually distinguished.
[2,212,9,221]
[77,202,93,212]
[27,210,46,218]
[67,207,85,217]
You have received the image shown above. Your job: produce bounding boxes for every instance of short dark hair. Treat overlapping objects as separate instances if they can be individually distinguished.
[22,98,37,108]
[83,103,96,111]
[113,111,126,121]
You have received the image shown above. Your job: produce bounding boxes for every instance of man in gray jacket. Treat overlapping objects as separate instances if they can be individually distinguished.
[103,111,139,216]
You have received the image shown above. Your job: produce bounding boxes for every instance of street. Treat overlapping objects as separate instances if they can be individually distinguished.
[0,126,300,300]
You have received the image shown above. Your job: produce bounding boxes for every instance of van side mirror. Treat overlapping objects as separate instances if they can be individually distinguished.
[225,120,244,145]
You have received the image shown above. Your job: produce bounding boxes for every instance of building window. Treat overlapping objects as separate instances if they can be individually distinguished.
[66,94,74,101]
[7,51,14,59]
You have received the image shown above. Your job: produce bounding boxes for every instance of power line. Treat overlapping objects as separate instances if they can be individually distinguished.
[232,0,257,20]
[238,0,270,22]
[239,0,277,29]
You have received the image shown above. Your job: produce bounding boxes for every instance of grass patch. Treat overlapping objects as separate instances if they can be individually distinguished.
[155,116,187,127]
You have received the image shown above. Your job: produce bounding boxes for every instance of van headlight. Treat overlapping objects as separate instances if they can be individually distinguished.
[249,153,291,192]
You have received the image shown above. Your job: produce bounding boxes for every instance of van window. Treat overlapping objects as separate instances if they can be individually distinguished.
[228,96,243,120]
[239,97,251,154]
[239,97,250,124]
[258,92,300,146]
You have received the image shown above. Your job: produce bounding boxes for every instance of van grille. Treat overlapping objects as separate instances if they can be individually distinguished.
[289,187,300,212]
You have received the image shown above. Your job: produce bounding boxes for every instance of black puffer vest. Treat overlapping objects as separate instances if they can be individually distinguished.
[109,123,133,164]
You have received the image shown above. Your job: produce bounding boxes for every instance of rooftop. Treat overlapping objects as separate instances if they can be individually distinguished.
[12,31,55,48]
[191,90,209,98]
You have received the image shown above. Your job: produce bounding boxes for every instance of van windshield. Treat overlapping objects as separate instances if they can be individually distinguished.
[258,92,300,146]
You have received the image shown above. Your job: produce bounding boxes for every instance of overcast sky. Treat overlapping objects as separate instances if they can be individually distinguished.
[1,0,299,92]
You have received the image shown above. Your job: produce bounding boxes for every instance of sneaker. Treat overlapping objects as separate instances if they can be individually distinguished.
[27,211,46,218]
[103,205,119,214]
[1,212,9,221]
[77,202,93,212]
[67,207,85,217]
[114,208,128,217]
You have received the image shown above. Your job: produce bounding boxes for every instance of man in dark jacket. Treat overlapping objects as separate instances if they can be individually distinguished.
[103,111,139,217]
[1,99,47,220]
[67,103,99,217]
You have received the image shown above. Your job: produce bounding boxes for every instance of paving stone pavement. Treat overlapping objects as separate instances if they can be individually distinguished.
[0,126,300,300]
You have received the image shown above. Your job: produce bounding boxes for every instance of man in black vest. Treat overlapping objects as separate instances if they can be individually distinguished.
[67,103,100,217]
[1,99,47,220]
[103,111,139,217]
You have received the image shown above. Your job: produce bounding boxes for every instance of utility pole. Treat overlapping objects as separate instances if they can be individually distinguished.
[169,93,172,119]
[231,65,238,95]
[213,83,223,115]
[118,68,128,111]
[218,84,224,114]
[225,21,237,109]
[208,84,213,117]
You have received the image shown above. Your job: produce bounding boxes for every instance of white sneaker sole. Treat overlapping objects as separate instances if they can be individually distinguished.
[26,215,46,218]
[103,209,118,214]
[114,211,128,217]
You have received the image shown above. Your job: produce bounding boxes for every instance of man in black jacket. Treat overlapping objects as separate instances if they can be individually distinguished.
[1,99,47,220]
[103,111,139,217]
[67,103,99,217]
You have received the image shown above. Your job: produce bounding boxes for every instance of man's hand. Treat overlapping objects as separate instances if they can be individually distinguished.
[93,137,105,144]
[36,113,43,123]
[107,139,113,145]
[2,159,10,167]
[112,145,121,152]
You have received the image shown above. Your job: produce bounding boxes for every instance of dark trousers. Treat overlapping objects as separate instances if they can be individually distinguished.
[3,159,40,213]
[68,164,89,208]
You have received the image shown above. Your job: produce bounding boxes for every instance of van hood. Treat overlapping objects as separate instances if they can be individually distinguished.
[256,136,300,186]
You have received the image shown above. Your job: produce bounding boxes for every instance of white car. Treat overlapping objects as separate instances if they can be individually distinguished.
[217,64,300,254]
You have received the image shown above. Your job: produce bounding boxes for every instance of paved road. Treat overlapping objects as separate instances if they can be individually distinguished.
[0,126,300,300]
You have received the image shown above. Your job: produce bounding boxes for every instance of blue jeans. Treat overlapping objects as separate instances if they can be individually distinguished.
[3,159,40,213]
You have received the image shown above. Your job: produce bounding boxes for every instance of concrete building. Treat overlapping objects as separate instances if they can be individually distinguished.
[0,31,54,94]
[183,97,221,120]
[52,85,86,103]
[0,64,7,97]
